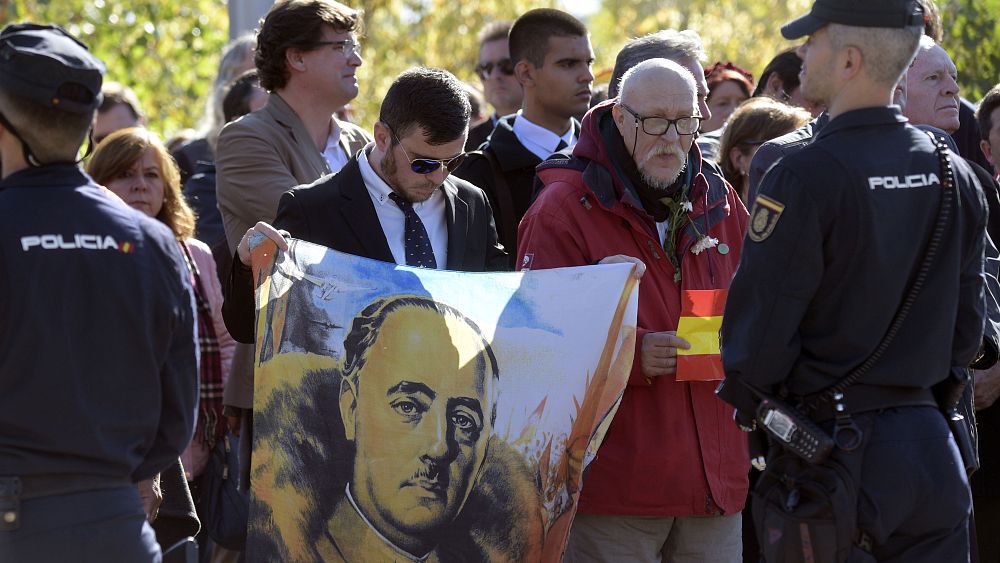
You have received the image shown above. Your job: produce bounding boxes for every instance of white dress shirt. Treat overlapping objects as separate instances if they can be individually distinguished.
[321,119,350,173]
[512,111,576,161]
[358,143,449,269]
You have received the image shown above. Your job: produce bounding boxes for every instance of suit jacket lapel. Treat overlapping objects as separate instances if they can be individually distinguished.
[337,158,394,263]
[444,180,468,270]
[267,93,330,178]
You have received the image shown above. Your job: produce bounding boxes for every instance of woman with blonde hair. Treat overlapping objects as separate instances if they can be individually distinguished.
[88,127,236,552]
[718,97,812,202]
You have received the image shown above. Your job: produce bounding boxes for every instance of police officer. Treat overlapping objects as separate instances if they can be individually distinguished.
[717,1,987,561]
[0,24,198,561]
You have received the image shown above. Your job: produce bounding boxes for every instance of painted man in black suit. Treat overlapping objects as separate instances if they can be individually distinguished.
[224,67,508,343]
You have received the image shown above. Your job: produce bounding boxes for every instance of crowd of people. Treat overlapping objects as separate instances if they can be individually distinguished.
[2,0,1000,561]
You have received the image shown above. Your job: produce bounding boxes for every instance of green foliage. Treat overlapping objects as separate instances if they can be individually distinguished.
[6,0,229,140]
[350,0,556,129]
[4,0,998,136]
[588,0,813,88]
[940,0,1000,103]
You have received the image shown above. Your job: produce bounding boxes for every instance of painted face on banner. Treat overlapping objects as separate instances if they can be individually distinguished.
[342,305,495,542]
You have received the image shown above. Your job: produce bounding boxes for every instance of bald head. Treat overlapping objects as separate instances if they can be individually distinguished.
[619,58,697,109]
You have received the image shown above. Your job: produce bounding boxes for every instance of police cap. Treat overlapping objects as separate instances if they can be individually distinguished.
[781,0,925,40]
[0,23,105,115]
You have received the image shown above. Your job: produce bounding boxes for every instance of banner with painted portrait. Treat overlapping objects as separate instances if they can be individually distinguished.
[246,237,638,562]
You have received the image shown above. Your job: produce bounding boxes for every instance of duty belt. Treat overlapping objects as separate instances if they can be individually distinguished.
[808,384,936,422]
[0,474,130,532]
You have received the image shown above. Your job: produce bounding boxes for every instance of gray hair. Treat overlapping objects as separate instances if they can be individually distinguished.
[609,29,705,98]
[827,23,923,87]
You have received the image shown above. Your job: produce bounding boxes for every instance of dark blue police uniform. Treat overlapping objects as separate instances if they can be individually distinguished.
[719,106,987,561]
[0,24,198,562]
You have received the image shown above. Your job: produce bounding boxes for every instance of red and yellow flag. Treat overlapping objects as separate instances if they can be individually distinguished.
[675,289,727,381]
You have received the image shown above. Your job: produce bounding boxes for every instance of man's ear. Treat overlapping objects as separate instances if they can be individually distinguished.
[372,121,391,152]
[840,45,862,81]
[611,102,627,132]
[983,139,996,167]
[514,60,534,88]
[286,47,307,73]
[340,378,358,442]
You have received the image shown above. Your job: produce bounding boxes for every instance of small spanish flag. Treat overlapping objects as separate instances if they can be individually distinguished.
[675,288,727,381]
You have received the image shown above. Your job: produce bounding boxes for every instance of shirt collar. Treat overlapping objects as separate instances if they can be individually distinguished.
[358,142,441,208]
[816,106,908,141]
[344,484,431,562]
[512,111,575,154]
[0,163,89,190]
[324,118,344,153]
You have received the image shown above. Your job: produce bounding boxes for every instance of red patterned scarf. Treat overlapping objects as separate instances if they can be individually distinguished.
[181,241,226,447]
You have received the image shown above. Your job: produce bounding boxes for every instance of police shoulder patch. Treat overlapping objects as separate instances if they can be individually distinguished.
[748,194,785,242]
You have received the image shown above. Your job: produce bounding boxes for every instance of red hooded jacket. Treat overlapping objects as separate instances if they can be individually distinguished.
[518,100,750,516]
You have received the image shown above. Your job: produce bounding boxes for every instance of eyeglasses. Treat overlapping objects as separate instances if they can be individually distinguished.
[475,58,514,80]
[387,126,467,174]
[619,103,701,136]
[313,39,361,58]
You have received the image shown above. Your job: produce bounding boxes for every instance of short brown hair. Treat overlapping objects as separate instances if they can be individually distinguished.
[978,84,1000,142]
[99,81,144,120]
[255,0,361,91]
[916,0,943,42]
[718,98,811,199]
[86,127,195,240]
[0,88,93,163]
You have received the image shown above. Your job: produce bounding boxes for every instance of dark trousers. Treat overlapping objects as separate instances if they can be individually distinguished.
[0,486,160,562]
[850,406,971,562]
[974,495,1000,562]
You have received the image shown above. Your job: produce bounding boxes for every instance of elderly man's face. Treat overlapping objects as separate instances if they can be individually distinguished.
[904,44,960,134]
[342,306,494,546]
[613,69,698,190]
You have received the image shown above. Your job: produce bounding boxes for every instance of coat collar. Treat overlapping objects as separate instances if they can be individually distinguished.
[264,93,330,174]
[335,152,468,269]
[816,106,908,141]
[488,114,581,171]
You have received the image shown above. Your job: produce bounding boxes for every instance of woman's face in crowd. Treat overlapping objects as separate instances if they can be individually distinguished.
[104,148,165,218]
[702,80,748,133]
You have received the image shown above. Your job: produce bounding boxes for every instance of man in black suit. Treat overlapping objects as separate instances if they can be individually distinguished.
[224,67,508,343]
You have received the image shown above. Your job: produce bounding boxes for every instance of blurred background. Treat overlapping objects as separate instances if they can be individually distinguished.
[2,0,997,139]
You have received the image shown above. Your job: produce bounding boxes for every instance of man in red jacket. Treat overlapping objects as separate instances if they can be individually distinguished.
[519,58,749,561]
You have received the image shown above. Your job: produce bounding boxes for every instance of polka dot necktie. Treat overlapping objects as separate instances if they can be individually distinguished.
[388,192,437,268]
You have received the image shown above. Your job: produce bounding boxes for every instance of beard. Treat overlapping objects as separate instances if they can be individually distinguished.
[638,144,688,191]
[381,144,437,203]
[799,66,832,108]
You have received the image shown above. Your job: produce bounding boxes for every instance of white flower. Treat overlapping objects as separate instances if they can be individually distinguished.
[681,201,694,213]
[691,236,719,255]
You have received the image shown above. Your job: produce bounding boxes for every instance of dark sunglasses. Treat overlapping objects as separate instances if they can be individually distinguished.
[388,128,466,174]
[475,58,514,80]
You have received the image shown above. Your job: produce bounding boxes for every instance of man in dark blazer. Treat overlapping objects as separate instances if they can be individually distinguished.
[224,67,508,343]
[455,9,593,252]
